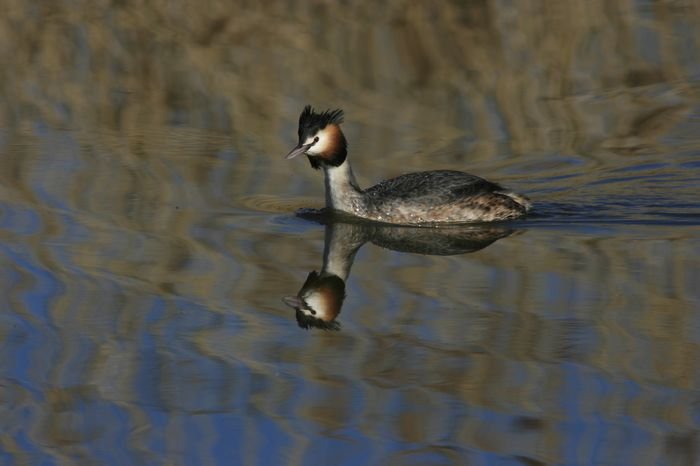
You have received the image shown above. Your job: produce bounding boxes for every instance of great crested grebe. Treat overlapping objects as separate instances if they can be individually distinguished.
[285,106,531,224]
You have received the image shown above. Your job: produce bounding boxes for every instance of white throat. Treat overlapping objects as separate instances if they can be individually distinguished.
[323,160,363,213]
[322,223,365,281]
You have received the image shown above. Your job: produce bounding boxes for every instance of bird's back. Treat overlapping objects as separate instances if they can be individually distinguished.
[362,170,529,223]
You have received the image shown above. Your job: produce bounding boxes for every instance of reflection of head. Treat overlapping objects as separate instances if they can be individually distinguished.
[283,271,346,330]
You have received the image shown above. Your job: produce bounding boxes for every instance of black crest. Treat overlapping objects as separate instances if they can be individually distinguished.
[295,309,341,331]
[298,105,344,140]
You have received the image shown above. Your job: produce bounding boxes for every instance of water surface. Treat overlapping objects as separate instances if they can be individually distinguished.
[1,1,700,465]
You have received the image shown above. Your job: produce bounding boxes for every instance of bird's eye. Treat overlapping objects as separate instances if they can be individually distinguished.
[309,309,316,315]
[313,136,319,143]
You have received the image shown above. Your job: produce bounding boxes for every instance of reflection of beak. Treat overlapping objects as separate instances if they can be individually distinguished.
[282,296,304,308]
[285,143,313,160]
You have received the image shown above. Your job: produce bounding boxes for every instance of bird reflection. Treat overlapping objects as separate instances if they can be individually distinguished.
[283,212,517,330]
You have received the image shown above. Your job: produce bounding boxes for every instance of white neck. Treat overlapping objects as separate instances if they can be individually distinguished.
[323,160,364,213]
[322,223,366,280]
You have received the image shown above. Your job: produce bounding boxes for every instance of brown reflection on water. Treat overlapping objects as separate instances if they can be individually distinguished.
[2,0,699,160]
[0,0,699,465]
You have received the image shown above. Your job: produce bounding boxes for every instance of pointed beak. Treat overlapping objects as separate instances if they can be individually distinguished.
[285,143,313,160]
[282,296,304,308]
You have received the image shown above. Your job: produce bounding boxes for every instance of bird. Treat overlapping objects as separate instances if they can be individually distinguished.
[285,106,531,224]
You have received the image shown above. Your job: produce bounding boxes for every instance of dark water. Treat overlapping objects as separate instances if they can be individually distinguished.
[1,1,700,465]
